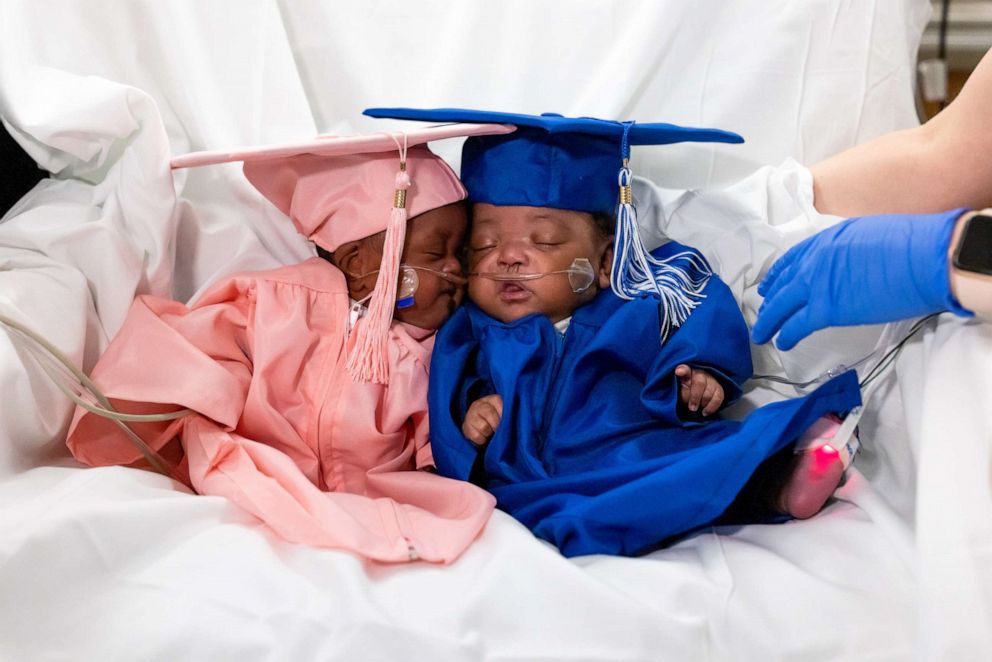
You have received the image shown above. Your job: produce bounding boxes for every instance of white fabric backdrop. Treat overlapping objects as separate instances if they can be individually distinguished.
[1,1,988,660]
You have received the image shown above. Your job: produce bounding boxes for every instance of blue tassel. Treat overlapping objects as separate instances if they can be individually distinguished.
[610,124,712,343]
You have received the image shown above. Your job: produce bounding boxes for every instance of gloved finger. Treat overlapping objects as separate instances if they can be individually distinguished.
[751,281,807,345]
[774,307,817,351]
[758,256,786,298]
[757,253,803,308]
[758,240,806,298]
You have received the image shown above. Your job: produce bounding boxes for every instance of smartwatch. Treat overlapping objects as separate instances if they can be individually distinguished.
[950,209,992,316]
[953,212,992,275]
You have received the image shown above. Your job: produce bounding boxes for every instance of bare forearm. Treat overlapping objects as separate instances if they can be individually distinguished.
[812,127,938,215]
[813,49,992,217]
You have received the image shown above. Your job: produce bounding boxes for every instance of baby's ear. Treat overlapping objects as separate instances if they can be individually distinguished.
[336,236,384,277]
[597,239,614,289]
[332,241,361,276]
[355,235,386,274]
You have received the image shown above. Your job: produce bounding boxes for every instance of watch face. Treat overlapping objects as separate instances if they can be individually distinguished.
[954,214,992,276]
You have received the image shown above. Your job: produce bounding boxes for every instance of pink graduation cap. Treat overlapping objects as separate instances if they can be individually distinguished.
[171,122,515,384]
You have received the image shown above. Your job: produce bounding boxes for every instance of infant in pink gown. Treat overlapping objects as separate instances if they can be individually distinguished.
[66,128,505,563]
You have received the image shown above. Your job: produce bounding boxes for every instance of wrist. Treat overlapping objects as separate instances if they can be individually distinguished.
[902,208,971,316]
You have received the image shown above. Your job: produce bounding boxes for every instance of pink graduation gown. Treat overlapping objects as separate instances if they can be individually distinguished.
[66,257,494,563]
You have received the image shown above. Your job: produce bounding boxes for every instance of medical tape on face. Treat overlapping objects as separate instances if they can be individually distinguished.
[350,264,467,310]
[351,264,466,286]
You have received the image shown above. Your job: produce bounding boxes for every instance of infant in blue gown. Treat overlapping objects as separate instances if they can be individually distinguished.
[365,108,863,557]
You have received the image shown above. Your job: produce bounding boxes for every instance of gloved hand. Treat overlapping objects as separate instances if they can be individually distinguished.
[752,209,972,350]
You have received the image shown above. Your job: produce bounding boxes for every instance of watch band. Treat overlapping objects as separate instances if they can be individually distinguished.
[949,208,992,317]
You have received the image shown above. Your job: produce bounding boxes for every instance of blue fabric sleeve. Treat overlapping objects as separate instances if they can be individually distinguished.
[639,266,753,426]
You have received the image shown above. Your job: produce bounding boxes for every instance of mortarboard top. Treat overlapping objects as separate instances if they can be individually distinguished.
[170,122,516,169]
[363,108,743,214]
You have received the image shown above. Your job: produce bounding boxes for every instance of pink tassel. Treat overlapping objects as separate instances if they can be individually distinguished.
[347,168,411,384]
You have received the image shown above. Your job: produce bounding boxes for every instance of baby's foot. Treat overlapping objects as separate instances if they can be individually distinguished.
[776,415,851,519]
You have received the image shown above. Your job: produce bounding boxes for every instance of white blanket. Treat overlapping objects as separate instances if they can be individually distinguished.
[2,1,988,659]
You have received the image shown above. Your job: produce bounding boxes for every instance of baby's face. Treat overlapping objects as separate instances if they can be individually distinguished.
[393,202,468,330]
[467,204,612,323]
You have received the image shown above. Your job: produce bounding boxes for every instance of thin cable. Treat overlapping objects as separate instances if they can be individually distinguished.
[859,314,939,389]
[752,350,876,389]
[27,340,178,477]
[0,313,186,479]
[0,315,191,423]
[752,314,939,391]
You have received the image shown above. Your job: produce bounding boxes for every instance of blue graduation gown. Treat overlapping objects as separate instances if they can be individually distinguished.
[429,242,863,557]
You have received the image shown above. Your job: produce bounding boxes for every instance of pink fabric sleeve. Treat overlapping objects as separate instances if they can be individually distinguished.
[67,277,255,468]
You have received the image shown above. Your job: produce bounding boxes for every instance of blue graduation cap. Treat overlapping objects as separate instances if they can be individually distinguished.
[364,108,743,214]
[363,107,745,340]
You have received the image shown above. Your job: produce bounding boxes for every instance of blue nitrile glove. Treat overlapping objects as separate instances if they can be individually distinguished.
[752,209,973,350]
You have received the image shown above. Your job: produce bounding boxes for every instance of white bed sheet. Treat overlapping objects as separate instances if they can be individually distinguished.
[1,1,988,660]
[0,466,915,661]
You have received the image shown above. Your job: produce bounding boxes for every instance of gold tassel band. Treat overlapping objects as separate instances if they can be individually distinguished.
[619,185,633,205]
[394,189,407,208]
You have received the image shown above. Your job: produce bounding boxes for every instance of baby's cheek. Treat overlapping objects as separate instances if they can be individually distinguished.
[415,283,441,311]
[466,279,488,305]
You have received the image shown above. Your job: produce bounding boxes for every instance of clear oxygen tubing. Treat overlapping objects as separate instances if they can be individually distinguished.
[469,257,597,293]
[348,264,467,309]
[351,264,467,286]
[354,258,599,308]
[401,264,467,285]
[0,313,185,480]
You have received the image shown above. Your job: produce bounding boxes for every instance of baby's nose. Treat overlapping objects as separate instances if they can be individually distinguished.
[495,239,529,267]
[442,252,463,274]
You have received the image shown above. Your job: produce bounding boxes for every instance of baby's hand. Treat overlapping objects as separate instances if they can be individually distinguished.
[675,364,724,416]
[462,394,503,447]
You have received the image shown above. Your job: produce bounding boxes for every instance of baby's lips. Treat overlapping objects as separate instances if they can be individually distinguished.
[496,281,533,301]
[498,279,530,291]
